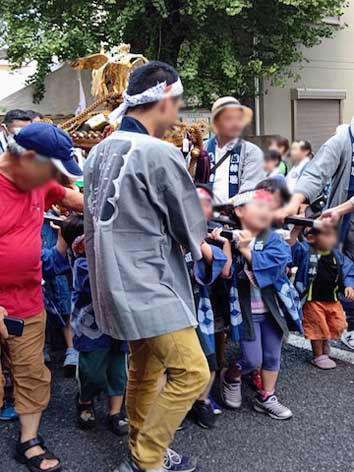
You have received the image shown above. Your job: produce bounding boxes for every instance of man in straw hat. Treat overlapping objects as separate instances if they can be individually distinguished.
[205,96,265,204]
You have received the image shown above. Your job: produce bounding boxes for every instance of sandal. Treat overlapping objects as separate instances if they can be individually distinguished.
[15,436,61,472]
[76,395,96,430]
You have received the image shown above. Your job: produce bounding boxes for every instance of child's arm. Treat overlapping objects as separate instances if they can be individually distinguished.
[200,241,213,265]
[340,252,354,300]
[41,246,70,278]
[73,258,91,295]
[251,233,292,288]
[236,230,253,266]
[208,228,233,278]
[289,225,304,246]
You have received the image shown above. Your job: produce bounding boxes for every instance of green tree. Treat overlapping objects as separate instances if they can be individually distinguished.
[0,0,348,105]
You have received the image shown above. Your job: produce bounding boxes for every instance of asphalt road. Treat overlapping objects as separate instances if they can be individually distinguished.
[1,343,354,472]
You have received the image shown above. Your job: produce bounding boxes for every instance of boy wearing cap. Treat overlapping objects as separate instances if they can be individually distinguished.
[206,96,265,205]
[0,122,83,472]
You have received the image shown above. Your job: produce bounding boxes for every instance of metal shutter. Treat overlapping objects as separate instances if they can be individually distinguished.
[295,99,341,152]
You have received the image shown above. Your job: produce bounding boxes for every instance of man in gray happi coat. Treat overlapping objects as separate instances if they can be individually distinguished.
[278,122,354,257]
[84,61,209,472]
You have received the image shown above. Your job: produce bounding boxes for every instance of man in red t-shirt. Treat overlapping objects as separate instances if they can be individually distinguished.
[0,123,83,472]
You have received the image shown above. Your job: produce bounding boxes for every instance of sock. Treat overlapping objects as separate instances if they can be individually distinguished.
[260,389,274,401]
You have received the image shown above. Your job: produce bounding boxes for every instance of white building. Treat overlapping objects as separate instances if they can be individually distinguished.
[261,3,354,151]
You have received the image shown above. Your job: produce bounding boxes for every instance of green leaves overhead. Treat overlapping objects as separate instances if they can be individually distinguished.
[0,0,348,104]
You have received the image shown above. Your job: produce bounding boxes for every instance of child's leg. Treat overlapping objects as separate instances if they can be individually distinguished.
[198,371,215,401]
[77,350,109,403]
[62,316,78,377]
[108,395,125,416]
[106,342,128,413]
[254,317,292,420]
[239,318,263,375]
[221,318,262,409]
[259,316,283,395]
[76,350,109,429]
[62,317,74,350]
[192,370,216,429]
[311,340,325,358]
[106,343,129,436]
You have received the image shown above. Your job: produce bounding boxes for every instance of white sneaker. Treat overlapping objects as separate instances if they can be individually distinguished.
[341,330,354,351]
[220,369,242,409]
[254,394,293,420]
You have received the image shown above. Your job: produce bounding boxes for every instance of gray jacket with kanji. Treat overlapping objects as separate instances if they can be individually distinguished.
[84,130,207,341]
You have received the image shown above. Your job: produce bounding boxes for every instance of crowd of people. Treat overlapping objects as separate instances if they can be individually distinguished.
[1,60,354,472]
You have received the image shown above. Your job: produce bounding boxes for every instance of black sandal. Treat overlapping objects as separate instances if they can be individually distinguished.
[15,436,61,472]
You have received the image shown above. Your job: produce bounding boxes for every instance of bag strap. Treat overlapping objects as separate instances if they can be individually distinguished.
[209,141,243,176]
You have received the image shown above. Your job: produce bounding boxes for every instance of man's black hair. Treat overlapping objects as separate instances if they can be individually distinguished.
[126,61,179,112]
[256,177,291,205]
[26,110,44,120]
[61,214,84,249]
[3,109,31,125]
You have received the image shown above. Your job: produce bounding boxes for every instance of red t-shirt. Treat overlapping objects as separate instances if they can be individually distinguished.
[0,174,66,318]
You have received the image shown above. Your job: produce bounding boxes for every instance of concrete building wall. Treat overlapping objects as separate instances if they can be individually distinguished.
[262,1,354,142]
[0,63,94,115]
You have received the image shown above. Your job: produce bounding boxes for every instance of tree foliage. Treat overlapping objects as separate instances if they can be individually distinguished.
[0,0,348,105]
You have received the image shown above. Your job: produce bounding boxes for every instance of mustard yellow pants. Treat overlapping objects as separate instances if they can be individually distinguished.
[126,326,210,469]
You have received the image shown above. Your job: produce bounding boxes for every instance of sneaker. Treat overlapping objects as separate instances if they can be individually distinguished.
[114,458,162,472]
[163,449,197,472]
[220,369,242,409]
[0,403,18,421]
[208,395,222,415]
[191,400,215,429]
[108,413,129,436]
[76,396,96,430]
[254,394,293,420]
[341,330,354,350]
[63,347,78,377]
[311,354,336,370]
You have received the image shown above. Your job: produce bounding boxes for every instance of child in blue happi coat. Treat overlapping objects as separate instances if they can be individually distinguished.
[290,224,354,369]
[58,215,128,435]
[42,208,78,374]
[221,189,302,420]
[185,185,232,429]
[39,227,126,432]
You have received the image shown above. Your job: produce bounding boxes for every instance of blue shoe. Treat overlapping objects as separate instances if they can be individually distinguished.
[163,449,197,472]
[0,403,18,421]
[114,458,162,472]
[208,395,223,415]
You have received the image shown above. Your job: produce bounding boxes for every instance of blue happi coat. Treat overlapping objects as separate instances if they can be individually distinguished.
[206,137,242,199]
[231,231,303,341]
[292,241,354,302]
[187,245,228,358]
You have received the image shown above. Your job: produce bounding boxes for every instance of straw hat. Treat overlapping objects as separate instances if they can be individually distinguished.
[211,96,253,125]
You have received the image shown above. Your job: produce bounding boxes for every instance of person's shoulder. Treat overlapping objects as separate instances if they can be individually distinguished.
[333,248,345,264]
[266,230,290,250]
[243,140,263,156]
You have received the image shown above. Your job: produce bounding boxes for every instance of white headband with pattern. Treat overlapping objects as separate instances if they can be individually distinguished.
[108,78,184,123]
